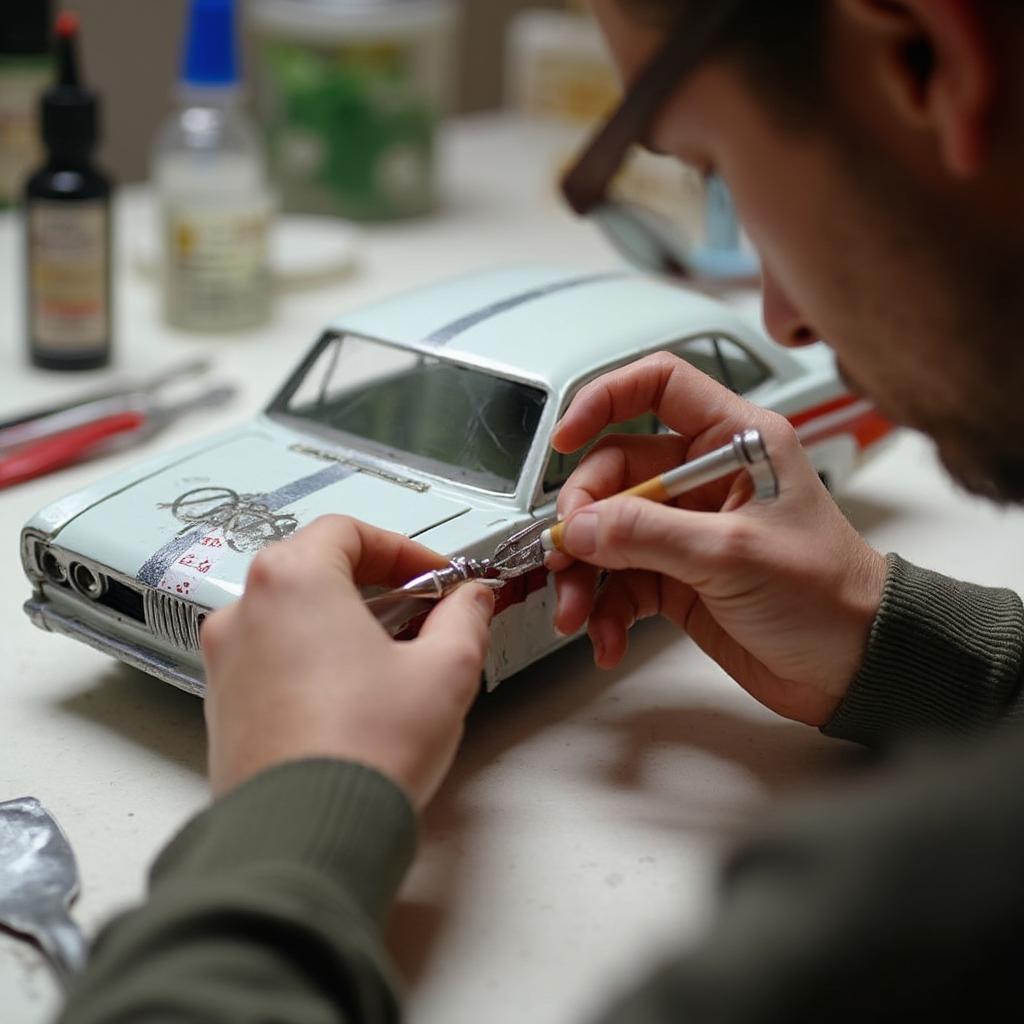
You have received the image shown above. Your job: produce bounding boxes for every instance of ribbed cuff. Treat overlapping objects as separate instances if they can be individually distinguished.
[149,759,417,924]
[823,554,1024,747]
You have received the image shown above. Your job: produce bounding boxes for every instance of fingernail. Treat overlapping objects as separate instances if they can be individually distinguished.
[564,510,598,557]
[544,551,570,572]
[593,633,605,665]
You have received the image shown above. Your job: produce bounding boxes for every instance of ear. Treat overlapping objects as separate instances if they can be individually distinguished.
[838,0,995,178]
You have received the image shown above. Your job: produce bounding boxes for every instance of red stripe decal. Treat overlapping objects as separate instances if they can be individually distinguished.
[787,393,860,430]
[493,566,549,615]
[787,394,894,452]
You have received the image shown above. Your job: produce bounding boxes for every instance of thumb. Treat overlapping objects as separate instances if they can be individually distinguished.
[414,581,495,668]
[558,497,742,582]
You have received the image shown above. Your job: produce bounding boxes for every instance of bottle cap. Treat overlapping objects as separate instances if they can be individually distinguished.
[181,0,239,88]
[0,0,52,56]
[41,12,100,157]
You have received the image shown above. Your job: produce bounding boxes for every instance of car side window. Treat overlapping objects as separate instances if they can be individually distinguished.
[540,335,770,499]
[672,335,770,394]
[541,409,660,495]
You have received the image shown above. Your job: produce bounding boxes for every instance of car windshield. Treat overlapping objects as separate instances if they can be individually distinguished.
[272,333,548,494]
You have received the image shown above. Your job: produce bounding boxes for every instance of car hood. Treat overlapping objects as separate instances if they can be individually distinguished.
[50,428,471,606]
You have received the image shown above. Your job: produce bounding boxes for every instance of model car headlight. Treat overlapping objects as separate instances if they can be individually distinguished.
[20,530,65,585]
[69,561,107,600]
[41,550,70,586]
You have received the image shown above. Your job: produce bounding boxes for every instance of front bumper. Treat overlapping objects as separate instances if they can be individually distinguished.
[24,597,206,697]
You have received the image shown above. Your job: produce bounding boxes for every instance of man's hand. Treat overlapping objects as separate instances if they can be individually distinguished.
[550,352,886,727]
[201,516,494,807]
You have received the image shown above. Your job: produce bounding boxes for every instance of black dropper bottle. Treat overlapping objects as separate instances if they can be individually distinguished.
[24,11,112,371]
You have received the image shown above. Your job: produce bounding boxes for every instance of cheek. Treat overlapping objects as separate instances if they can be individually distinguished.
[693,83,934,402]
[722,156,912,397]
[729,166,837,308]
[714,128,856,321]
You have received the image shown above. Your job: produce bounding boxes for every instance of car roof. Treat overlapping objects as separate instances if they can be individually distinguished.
[330,265,769,394]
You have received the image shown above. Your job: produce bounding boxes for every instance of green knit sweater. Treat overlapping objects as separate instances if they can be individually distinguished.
[59,555,1024,1023]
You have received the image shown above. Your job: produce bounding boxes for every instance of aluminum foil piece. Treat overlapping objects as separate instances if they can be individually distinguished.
[0,797,87,988]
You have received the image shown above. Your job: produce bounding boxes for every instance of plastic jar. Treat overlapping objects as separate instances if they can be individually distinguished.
[248,0,456,221]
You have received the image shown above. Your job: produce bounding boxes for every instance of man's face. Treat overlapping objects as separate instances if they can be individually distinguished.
[591,0,1024,501]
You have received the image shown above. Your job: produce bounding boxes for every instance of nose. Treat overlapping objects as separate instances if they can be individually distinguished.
[761,265,820,348]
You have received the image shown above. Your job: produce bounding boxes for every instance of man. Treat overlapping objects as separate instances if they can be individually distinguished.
[59,1,1024,1021]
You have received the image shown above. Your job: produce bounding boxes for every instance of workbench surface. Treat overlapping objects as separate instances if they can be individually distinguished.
[3,117,1022,1024]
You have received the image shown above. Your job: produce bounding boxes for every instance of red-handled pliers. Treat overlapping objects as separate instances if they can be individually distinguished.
[0,382,234,490]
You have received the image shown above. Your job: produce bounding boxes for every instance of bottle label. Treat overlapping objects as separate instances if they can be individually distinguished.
[29,200,109,351]
[164,202,272,329]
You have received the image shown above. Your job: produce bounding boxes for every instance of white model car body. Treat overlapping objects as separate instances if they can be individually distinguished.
[22,266,893,695]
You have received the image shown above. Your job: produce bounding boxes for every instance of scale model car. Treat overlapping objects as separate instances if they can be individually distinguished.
[21,265,893,695]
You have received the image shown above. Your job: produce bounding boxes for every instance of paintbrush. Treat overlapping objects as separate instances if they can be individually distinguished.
[539,427,778,555]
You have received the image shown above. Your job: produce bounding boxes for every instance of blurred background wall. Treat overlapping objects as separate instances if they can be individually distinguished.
[61,0,567,183]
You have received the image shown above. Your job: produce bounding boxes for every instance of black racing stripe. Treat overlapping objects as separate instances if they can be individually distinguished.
[423,272,626,347]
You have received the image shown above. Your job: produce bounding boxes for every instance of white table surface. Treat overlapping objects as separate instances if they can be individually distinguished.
[3,116,1024,1024]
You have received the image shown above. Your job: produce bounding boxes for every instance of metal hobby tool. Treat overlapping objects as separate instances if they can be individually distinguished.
[0,361,234,490]
[366,428,777,637]
[364,558,505,636]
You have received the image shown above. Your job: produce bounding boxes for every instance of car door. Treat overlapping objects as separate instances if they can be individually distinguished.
[496,399,662,684]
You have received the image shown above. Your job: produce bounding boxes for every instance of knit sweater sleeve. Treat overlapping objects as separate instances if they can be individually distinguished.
[822,553,1024,746]
[59,758,416,1024]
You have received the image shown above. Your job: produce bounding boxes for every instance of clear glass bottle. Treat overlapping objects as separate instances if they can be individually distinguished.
[152,0,273,332]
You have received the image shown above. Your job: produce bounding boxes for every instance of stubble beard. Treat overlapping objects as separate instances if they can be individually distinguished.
[935,422,1024,505]
[826,131,1024,505]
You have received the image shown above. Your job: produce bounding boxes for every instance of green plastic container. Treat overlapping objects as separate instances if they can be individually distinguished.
[249,0,455,221]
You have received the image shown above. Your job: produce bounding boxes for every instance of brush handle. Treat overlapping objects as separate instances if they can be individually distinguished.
[541,429,773,555]
[541,476,670,553]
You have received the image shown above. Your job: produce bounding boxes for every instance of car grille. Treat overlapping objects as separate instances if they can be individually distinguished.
[144,589,204,653]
